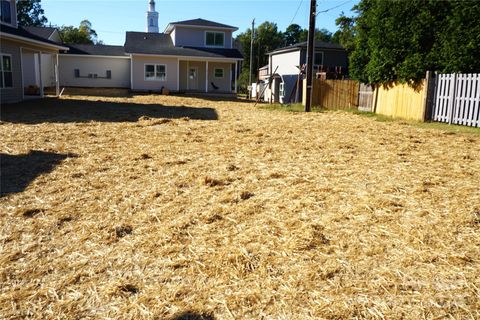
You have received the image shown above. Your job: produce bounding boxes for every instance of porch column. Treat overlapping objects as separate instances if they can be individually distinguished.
[55,53,60,96]
[234,61,238,94]
[176,58,180,91]
[186,61,189,91]
[38,51,44,97]
[205,61,209,93]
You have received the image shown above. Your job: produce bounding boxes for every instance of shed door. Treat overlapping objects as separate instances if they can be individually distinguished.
[188,67,198,90]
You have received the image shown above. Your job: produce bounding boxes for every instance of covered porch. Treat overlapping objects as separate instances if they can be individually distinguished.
[21,48,60,99]
[178,59,239,94]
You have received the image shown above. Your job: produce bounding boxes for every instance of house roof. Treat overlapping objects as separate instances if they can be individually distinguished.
[267,41,345,55]
[165,18,238,33]
[64,44,127,56]
[0,24,68,50]
[124,32,243,60]
[23,26,58,41]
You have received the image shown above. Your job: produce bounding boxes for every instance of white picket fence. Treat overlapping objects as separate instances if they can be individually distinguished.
[432,73,480,127]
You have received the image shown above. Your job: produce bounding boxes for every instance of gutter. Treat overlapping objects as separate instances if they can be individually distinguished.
[0,32,69,50]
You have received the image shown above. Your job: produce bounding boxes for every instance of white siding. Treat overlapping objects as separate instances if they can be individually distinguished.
[270,50,301,76]
[59,55,131,88]
[131,55,178,91]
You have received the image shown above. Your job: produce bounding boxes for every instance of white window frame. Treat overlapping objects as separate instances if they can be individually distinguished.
[214,68,224,79]
[0,53,13,89]
[144,63,167,81]
[205,31,225,47]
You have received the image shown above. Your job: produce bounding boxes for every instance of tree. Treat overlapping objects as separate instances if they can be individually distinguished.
[332,13,356,53]
[314,28,333,43]
[349,0,480,84]
[16,0,47,26]
[59,20,99,45]
[284,24,307,46]
[235,21,284,90]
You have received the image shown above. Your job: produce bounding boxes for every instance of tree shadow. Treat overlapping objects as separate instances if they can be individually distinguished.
[1,98,218,124]
[0,150,71,197]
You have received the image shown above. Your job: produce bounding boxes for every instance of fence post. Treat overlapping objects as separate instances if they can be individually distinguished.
[422,71,436,121]
[447,73,457,124]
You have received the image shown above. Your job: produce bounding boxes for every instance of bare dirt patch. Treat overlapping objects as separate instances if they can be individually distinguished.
[1,94,479,319]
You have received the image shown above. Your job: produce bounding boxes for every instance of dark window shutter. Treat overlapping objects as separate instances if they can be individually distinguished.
[74,69,80,78]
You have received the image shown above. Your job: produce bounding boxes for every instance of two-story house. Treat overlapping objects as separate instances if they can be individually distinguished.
[0,0,68,104]
[57,1,243,94]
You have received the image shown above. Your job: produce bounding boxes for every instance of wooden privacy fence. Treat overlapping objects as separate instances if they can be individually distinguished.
[303,79,359,109]
[432,73,480,127]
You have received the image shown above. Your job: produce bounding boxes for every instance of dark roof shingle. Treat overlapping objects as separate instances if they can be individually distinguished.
[268,41,345,55]
[23,26,58,41]
[168,18,237,30]
[65,44,126,56]
[124,32,242,59]
[0,24,66,48]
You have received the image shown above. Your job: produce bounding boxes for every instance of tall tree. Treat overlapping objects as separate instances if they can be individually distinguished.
[59,20,99,45]
[16,0,47,26]
[284,24,306,46]
[349,0,480,84]
[332,13,356,52]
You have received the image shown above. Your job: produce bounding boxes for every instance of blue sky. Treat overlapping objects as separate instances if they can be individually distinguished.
[42,0,359,45]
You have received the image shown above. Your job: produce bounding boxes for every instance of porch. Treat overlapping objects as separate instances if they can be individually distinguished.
[178,59,238,94]
[21,48,59,99]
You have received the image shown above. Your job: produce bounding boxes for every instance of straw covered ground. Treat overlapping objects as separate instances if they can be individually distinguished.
[1,93,479,319]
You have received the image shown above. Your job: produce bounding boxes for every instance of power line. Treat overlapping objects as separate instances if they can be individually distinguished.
[316,0,352,15]
[289,0,304,25]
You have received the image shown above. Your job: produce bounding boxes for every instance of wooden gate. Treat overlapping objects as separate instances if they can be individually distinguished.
[432,73,480,127]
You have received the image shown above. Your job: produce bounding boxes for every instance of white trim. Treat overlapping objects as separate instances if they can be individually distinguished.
[214,67,224,79]
[205,61,208,93]
[0,53,13,89]
[38,51,43,97]
[20,48,24,99]
[234,61,237,93]
[205,31,225,48]
[176,57,180,91]
[130,54,133,90]
[0,32,69,50]
[59,54,130,59]
[186,60,189,90]
[55,53,59,96]
[132,53,243,62]
[144,63,167,82]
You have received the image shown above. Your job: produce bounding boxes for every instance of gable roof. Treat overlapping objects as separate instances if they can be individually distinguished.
[23,26,58,41]
[268,41,345,55]
[124,32,243,59]
[64,44,126,56]
[0,24,68,50]
[165,18,238,33]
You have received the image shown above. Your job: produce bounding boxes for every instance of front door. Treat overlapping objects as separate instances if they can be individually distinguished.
[188,67,198,91]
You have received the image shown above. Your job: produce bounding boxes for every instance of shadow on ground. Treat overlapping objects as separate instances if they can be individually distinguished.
[170,312,214,320]
[0,150,71,197]
[1,98,218,124]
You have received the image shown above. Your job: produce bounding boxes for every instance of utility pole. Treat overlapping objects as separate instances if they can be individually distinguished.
[249,18,255,99]
[305,0,316,112]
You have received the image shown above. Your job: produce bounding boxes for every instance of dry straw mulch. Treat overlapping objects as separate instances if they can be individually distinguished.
[1,94,479,319]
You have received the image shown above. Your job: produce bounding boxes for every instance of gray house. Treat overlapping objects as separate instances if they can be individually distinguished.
[56,1,243,94]
[263,41,348,103]
[0,0,68,104]
[126,17,243,93]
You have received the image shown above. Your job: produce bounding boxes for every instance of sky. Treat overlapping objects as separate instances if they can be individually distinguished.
[41,0,359,45]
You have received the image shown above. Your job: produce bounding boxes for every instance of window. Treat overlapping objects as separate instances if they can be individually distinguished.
[214,68,224,78]
[149,18,154,27]
[314,51,324,66]
[0,0,11,24]
[145,64,166,81]
[206,31,224,47]
[0,54,13,88]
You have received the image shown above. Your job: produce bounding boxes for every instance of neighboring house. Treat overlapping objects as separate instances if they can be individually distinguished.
[0,0,68,104]
[261,41,348,103]
[58,44,131,88]
[23,26,62,44]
